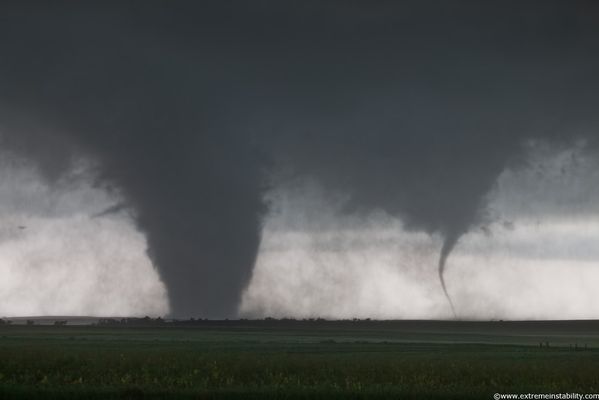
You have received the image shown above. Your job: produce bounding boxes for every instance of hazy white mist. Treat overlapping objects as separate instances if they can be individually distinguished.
[1,140,598,320]
[241,140,599,320]
[0,154,168,317]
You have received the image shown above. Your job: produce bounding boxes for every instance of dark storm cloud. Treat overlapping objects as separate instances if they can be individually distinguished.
[0,1,598,317]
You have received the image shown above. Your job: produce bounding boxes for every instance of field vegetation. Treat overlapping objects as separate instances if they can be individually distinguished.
[1,319,599,399]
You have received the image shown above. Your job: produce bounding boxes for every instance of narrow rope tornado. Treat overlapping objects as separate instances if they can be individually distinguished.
[438,237,459,318]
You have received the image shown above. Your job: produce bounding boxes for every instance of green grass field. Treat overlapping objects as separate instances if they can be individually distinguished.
[2,320,599,399]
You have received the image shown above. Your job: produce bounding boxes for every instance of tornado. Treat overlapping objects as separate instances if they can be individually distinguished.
[438,236,459,318]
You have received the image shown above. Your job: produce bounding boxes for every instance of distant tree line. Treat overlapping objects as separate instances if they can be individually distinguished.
[93,316,385,328]
[97,316,166,326]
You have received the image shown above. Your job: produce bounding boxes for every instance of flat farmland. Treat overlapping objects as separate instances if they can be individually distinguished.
[1,320,599,399]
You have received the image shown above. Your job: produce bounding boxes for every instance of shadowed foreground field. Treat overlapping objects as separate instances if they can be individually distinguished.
[2,320,599,399]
